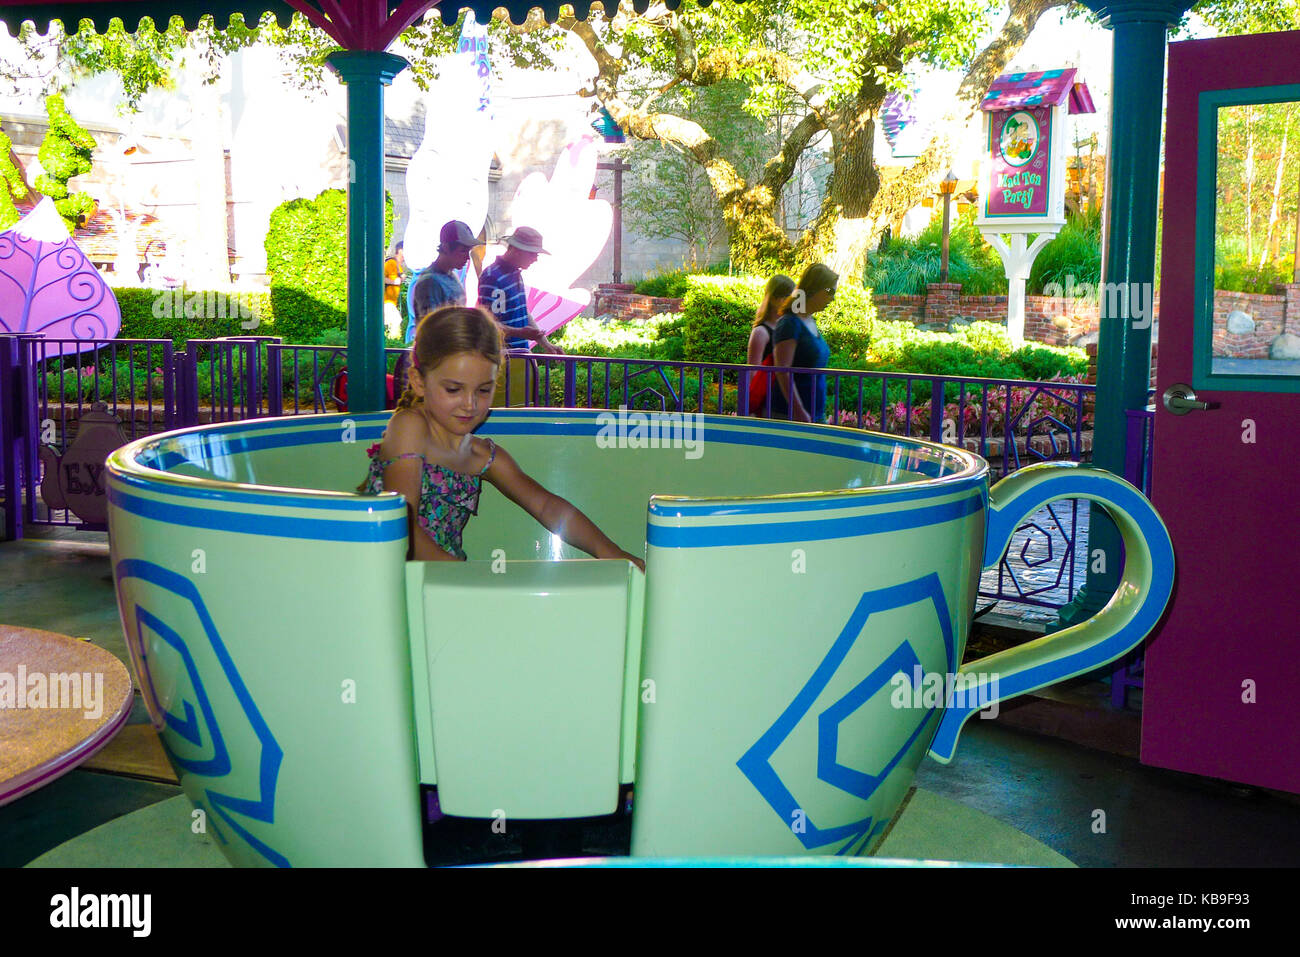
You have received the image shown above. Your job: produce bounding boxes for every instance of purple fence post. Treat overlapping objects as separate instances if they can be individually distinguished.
[267,344,285,417]
[1,335,22,540]
[176,349,199,428]
[563,357,577,408]
[1123,409,1147,489]
[929,379,946,444]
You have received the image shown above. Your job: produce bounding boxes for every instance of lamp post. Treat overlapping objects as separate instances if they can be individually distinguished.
[939,169,959,283]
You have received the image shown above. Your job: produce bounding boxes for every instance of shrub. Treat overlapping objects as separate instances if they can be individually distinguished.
[114,287,274,345]
[551,313,682,360]
[1214,246,1295,294]
[818,285,877,361]
[264,189,394,343]
[679,275,767,363]
[633,262,730,298]
[35,95,96,232]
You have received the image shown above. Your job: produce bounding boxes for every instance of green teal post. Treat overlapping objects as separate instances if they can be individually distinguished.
[326,51,408,414]
[1056,0,1191,627]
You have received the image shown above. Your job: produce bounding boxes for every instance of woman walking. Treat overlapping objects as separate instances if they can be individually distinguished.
[771,263,837,424]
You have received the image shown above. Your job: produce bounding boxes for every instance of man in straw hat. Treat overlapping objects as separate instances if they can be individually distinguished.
[478,225,563,406]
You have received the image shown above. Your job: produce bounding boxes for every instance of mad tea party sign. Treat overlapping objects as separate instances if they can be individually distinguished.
[975,69,1095,230]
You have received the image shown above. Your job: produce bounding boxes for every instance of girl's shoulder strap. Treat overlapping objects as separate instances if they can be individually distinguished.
[477,437,497,476]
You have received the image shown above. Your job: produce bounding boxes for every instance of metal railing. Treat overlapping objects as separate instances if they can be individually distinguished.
[1,334,1139,617]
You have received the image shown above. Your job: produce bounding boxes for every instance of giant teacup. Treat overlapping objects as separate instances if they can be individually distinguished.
[105,410,1173,864]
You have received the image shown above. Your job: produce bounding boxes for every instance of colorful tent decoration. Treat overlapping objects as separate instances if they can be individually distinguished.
[980,69,1096,115]
[880,91,933,158]
[0,197,121,356]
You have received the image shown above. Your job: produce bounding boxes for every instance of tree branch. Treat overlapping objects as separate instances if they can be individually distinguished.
[761,111,827,197]
[869,0,1072,222]
[692,47,828,118]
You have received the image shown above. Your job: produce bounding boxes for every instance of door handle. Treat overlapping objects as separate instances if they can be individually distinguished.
[1162,382,1220,415]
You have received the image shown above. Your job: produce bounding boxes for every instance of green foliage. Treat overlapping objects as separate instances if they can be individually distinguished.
[865,208,1008,296]
[862,320,1086,383]
[0,125,26,229]
[34,95,96,233]
[1183,0,1300,37]
[632,263,731,298]
[1213,100,1300,282]
[623,80,778,264]
[818,284,878,359]
[264,189,394,343]
[679,275,769,363]
[1214,246,1295,293]
[552,314,685,361]
[113,287,274,345]
[1028,207,1103,294]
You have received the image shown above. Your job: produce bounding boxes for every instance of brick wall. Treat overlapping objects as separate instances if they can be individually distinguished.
[590,280,1294,360]
[592,284,686,320]
[1211,286,1292,359]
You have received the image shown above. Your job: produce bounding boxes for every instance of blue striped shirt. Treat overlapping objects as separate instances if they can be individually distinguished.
[477,260,531,350]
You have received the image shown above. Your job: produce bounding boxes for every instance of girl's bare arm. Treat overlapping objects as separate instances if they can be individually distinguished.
[483,444,645,571]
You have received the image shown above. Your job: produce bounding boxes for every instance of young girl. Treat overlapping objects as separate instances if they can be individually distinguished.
[359,306,644,570]
[745,274,795,416]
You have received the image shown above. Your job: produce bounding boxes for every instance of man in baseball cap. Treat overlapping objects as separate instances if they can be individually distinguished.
[406,220,486,344]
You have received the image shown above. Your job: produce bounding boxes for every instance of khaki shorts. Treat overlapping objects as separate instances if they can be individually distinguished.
[493,356,534,407]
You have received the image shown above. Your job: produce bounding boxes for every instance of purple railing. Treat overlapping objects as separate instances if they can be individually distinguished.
[1,334,1141,616]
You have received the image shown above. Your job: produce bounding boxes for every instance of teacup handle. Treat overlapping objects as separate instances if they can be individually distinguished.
[928,462,1175,764]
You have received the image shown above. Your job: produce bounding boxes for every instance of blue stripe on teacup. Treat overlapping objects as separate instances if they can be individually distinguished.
[108,486,408,542]
[110,468,402,510]
[647,493,982,547]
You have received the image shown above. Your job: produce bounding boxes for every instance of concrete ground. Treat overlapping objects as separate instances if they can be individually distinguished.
[4,523,1300,867]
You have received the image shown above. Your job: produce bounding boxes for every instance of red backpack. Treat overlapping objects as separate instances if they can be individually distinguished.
[750,322,777,410]
[750,353,774,410]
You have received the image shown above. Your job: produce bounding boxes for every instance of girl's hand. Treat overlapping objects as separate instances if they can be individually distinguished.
[618,551,646,574]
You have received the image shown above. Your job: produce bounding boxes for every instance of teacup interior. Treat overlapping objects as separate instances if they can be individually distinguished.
[136,412,979,561]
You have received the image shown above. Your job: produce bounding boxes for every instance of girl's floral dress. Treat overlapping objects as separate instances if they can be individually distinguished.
[359,439,497,559]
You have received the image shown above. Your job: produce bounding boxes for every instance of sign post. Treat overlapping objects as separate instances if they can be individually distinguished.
[976,69,1095,342]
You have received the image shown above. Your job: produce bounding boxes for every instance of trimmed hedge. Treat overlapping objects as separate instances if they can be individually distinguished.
[114,287,274,345]
[264,188,394,344]
[679,275,766,363]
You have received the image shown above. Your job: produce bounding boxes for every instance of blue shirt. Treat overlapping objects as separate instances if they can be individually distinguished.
[477,260,531,350]
[407,268,466,344]
[770,312,831,423]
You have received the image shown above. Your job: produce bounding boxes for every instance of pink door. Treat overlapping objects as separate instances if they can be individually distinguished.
[1142,31,1300,792]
